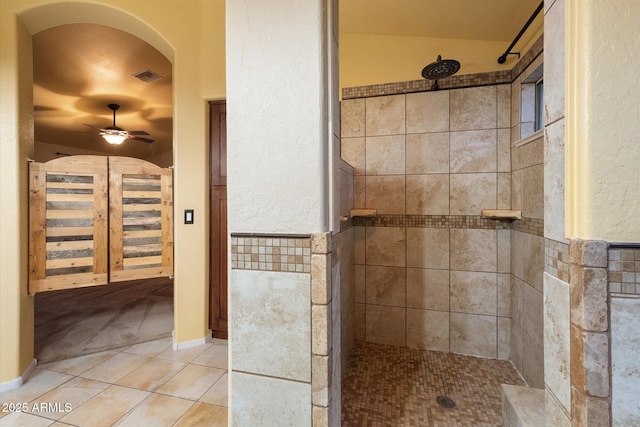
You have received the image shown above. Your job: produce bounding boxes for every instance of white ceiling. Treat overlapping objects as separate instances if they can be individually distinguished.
[33,1,542,160]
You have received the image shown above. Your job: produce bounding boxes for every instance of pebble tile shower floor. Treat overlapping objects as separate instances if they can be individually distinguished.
[341,341,525,426]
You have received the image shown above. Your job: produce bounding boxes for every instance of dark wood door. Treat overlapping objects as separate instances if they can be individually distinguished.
[209,101,228,338]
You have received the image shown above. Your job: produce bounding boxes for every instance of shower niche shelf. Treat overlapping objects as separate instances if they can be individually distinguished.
[350,208,378,218]
[481,209,522,220]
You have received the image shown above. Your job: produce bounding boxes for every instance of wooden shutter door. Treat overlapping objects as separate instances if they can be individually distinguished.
[28,156,108,293]
[108,157,173,282]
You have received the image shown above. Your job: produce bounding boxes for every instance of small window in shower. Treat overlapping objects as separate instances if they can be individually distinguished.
[519,63,544,141]
[534,78,544,131]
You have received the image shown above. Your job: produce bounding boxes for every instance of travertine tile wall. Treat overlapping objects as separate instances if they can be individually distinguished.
[609,248,640,425]
[509,54,546,389]
[341,84,512,360]
[542,0,572,425]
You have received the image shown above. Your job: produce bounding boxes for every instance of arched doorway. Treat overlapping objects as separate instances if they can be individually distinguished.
[1,0,217,389]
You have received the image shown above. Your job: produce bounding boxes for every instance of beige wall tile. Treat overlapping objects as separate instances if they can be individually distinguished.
[406,268,449,311]
[230,270,310,382]
[406,174,449,215]
[511,78,521,129]
[311,355,330,406]
[365,227,405,267]
[544,119,565,241]
[366,135,405,175]
[497,128,511,172]
[450,229,497,272]
[450,130,497,173]
[312,304,331,356]
[365,175,405,214]
[497,84,511,129]
[341,99,365,138]
[545,389,572,427]
[523,233,544,292]
[497,229,511,273]
[365,305,405,346]
[406,228,449,269]
[544,0,565,126]
[406,90,449,133]
[511,321,524,373]
[497,173,511,210]
[231,372,310,427]
[450,86,497,131]
[511,231,524,282]
[523,164,544,219]
[406,132,449,174]
[450,312,497,358]
[354,265,365,303]
[523,284,543,347]
[366,94,405,136]
[406,308,449,352]
[511,168,523,211]
[450,173,497,215]
[365,265,406,307]
[511,275,524,327]
[522,333,544,389]
[355,303,365,341]
[497,273,511,317]
[354,226,365,265]
[611,297,640,425]
[498,317,511,360]
[341,137,365,175]
[450,271,498,316]
[544,273,571,414]
[353,176,365,208]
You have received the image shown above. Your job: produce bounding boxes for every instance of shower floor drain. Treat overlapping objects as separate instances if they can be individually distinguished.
[436,395,456,409]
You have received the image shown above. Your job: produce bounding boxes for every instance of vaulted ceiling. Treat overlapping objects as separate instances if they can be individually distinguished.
[32,0,541,160]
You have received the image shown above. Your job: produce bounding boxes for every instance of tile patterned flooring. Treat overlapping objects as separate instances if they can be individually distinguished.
[0,337,228,426]
[341,341,526,427]
[34,278,174,363]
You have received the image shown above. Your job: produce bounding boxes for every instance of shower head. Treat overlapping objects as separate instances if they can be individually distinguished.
[421,55,460,90]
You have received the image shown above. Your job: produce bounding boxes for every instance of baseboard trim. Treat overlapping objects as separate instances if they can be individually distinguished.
[172,330,212,351]
[0,359,37,393]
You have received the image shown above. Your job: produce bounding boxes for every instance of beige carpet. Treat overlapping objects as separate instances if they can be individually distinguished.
[34,277,174,363]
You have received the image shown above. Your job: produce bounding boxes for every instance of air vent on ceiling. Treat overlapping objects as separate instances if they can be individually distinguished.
[132,69,162,83]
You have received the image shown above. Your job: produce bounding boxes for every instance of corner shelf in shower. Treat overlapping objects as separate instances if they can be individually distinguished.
[481,209,522,220]
[350,208,378,218]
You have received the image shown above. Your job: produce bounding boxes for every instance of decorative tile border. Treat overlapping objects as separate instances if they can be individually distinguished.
[545,238,570,282]
[352,214,537,231]
[340,217,353,233]
[342,36,543,100]
[512,217,544,237]
[608,247,640,294]
[231,234,311,272]
[342,71,512,100]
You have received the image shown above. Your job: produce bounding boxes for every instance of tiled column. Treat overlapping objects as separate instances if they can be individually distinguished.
[569,239,610,426]
[311,232,336,426]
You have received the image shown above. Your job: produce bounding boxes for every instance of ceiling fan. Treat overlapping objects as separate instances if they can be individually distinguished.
[84,103,154,145]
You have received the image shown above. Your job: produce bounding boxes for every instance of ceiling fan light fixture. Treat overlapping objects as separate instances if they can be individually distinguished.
[101,129,127,145]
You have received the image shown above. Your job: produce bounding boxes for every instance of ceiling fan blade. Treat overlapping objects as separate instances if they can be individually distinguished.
[127,130,150,136]
[129,135,154,143]
[82,123,105,131]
